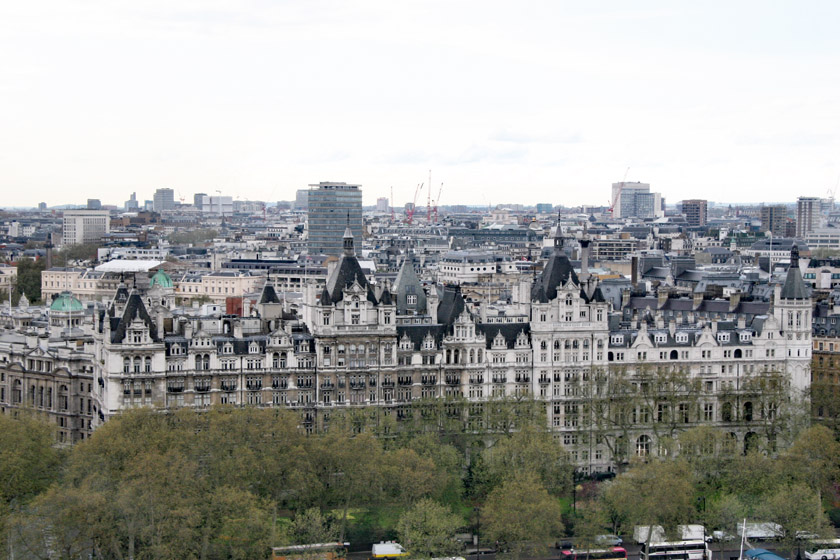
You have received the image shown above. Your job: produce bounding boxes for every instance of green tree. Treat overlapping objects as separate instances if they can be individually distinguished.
[780,425,840,502]
[0,414,62,555]
[13,257,45,303]
[481,472,563,559]
[601,460,694,545]
[284,507,339,545]
[482,424,572,496]
[396,498,463,558]
[758,483,832,555]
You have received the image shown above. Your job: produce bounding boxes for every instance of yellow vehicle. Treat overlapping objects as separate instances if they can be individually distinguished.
[271,542,349,560]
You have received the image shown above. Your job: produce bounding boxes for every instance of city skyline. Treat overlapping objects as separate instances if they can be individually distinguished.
[2,1,839,207]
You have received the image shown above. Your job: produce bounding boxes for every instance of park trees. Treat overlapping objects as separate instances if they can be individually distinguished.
[481,473,563,559]
[396,499,464,558]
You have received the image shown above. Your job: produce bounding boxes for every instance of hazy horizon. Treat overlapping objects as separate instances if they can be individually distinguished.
[2,1,839,208]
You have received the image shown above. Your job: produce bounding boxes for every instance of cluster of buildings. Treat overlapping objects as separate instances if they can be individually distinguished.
[0,181,838,473]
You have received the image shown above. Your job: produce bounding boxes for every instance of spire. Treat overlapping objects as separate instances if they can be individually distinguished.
[554,210,564,252]
[343,225,355,257]
[780,245,808,300]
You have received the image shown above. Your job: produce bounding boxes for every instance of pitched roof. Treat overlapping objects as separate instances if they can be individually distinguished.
[392,257,426,314]
[780,247,809,300]
[531,248,579,302]
[111,292,159,343]
[259,281,281,304]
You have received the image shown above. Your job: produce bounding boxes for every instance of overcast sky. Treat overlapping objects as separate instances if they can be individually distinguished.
[2,1,839,208]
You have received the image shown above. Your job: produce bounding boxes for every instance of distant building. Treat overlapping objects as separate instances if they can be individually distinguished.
[194,193,207,208]
[153,188,175,212]
[376,197,389,213]
[38,202,47,212]
[195,194,233,216]
[536,203,554,214]
[681,199,707,227]
[307,182,363,256]
[611,182,663,219]
[797,197,822,237]
[62,210,110,246]
[125,192,139,212]
[295,189,309,211]
[760,205,788,237]
[86,199,102,210]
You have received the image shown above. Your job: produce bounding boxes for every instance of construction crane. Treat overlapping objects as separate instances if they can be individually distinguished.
[406,182,424,225]
[433,182,444,223]
[608,167,630,215]
[427,169,432,223]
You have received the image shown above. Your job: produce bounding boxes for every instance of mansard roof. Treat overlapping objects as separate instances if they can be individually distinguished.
[479,322,531,349]
[393,257,426,314]
[396,324,445,350]
[531,248,579,302]
[111,292,160,343]
[437,286,466,327]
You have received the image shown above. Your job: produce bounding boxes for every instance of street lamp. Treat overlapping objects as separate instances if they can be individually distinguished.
[473,506,481,559]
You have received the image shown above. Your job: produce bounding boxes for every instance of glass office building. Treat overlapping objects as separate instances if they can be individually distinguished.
[307,182,363,256]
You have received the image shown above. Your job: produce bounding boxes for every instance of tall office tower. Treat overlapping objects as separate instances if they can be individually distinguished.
[376,197,389,213]
[87,199,102,210]
[125,192,139,211]
[194,193,208,210]
[760,205,787,237]
[611,182,663,219]
[307,182,363,256]
[295,189,309,211]
[536,203,554,214]
[153,188,175,212]
[62,210,110,246]
[796,197,821,237]
[681,199,708,227]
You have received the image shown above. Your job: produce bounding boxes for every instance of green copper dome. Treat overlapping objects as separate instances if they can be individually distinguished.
[50,291,84,312]
[149,269,173,289]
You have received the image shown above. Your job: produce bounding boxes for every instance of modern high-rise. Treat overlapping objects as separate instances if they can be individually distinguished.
[62,210,110,246]
[681,199,707,227]
[125,193,139,212]
[153,188,175,212]
[307,182,363,256]
[797,197,822,237]
[295,189,309,211]
[611,182,663,219]
[760,205,788,237]
[376,197,389,213]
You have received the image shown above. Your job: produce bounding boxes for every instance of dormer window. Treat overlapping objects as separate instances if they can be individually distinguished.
[223,343,233,355]
[654,333,667,344]
[739,332,752,342]
[407,295,417,305]
[675,333,689,344]
[611,335,624,345]
[249,343,260,354]
[717,333,730,343]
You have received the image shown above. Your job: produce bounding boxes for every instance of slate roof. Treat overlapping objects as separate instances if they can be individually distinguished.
[392,257,426,315]
[259,281,281,304]
[111,292,160,343]
[780,247,809,300]
[396,324,445,350]
[531,247,579,302]
[478,322,531,349]
[437,286,466,328]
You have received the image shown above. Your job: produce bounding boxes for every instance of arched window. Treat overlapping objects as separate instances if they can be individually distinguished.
[203,355,210,370]
[123,357,130,373]
[744,431,759,454]
[540,341,547,350]
[636,435,652,456]
[469,349,475,363]
[743,401,753,422]
[133,357,141,373]
[670,350,679,360]
[734,349,742,358]
[566,295,573,306]
[273,353,280,368]
[608,352,614,362]
[721,402,733,422]
[554,340,560,350]
[477,349,483,362]
[12,379,21,403]
[145,357,152,373]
